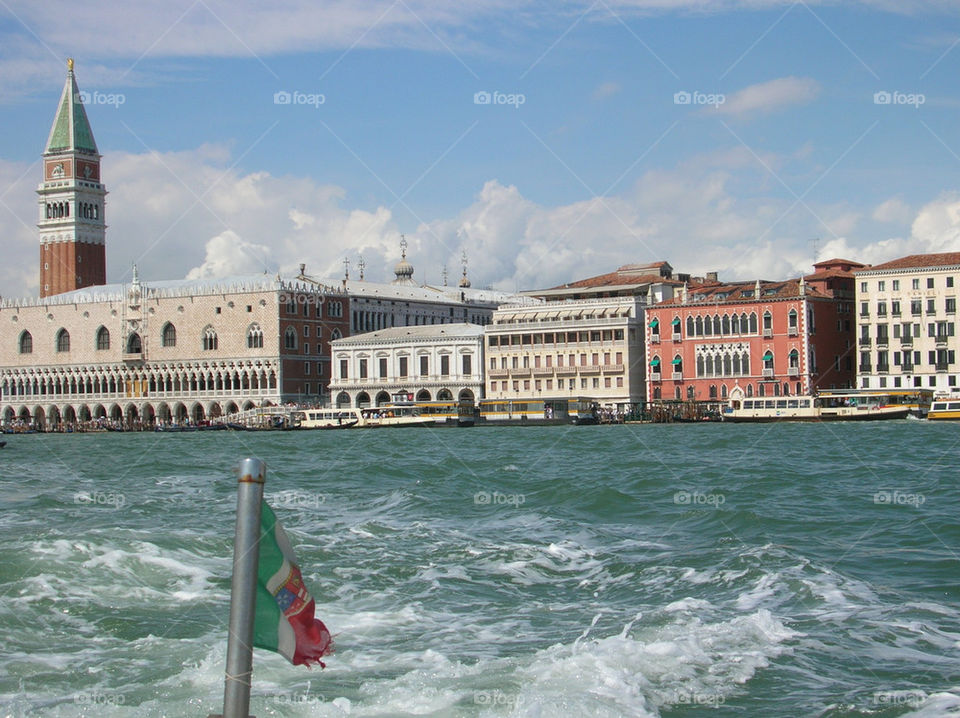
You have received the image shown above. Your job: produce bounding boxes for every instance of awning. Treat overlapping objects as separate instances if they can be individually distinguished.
[671,357,682,365]
[671,317,681,326]
[648,318,659,328]
[762,351,773,360]
[650,357,661,367]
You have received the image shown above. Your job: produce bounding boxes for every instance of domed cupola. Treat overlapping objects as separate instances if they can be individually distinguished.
[393,235,416,285]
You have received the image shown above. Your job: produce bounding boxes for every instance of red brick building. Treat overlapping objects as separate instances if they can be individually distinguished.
[644,259,861,406]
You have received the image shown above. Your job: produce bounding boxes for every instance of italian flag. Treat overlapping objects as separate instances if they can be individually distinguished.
[253,500,333,666]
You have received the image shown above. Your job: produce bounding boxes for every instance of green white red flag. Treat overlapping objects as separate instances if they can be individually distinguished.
[253,500,333,666]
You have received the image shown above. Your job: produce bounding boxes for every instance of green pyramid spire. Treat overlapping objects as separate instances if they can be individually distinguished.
[45,59,98,155]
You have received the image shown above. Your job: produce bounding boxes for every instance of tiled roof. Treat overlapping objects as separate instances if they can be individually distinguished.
[812,258,867,270]
[857,252,960,272]
[550,271,680,289]
[804,267,856,281]
[653,279,827,306]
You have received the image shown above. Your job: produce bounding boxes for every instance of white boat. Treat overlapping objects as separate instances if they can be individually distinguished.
[722,389,931,422]
[293,409,360,430]
[928,397,960,421]
[293,402,436,429]
[358,402,436,428]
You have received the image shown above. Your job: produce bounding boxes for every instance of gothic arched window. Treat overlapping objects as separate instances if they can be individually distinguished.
[96,326,110,350]
[19,330,32,354]
[56,328,70,352]
[202,326,218,351]
[247,323,264,349]
[284,326,297,350]
[162,322,177,347]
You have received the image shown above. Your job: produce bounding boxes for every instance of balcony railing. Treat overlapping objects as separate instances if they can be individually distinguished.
[671,332,682,342]
[488,369,509,378]
[579,365,602,375]
[902,363,914,372]
[555,366,577,376]
[787,366,800,377]
[877,364,890,373]
[859,364,872,373]
[763,328,773,338]
[900,336,913,346]
[511,368,532,377]
[651,371,662,382]
[533,366,553,376]
[788,327,799,336]
[650,334,660,344]
[936,362,950,372]
[762,368,774,378]
[936,335,949,346]
[860,337,871,346]
[671,371,683,380]
[876,336,889,347]
[602,363,625,373]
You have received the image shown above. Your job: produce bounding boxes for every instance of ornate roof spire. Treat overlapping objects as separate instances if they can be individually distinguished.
[357,255,365,281]
[458,250,471,288]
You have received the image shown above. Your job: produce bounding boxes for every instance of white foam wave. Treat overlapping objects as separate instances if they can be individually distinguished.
[516,608,800,717]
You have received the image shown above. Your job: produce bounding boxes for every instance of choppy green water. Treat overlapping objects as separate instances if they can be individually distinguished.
[1,422,959,717]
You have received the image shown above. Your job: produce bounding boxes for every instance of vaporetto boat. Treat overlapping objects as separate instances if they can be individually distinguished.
[293,403,436,429]
[928,397,960,421]
[722,389,932,422]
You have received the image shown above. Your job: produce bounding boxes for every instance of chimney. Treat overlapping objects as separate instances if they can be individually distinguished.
[706,271,718,283]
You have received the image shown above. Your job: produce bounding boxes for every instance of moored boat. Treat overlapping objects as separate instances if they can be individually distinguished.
[722,389,932,422]
[359,402,436,428]
[928,397,960,420]
[293,409,361,429]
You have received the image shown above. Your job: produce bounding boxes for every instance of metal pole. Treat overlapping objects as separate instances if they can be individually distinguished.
[216,457,266,718]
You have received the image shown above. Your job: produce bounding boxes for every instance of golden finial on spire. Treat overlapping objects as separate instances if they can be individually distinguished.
[67,58,74,72]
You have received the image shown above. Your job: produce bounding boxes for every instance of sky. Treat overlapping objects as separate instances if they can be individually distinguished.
[3,0,960,297]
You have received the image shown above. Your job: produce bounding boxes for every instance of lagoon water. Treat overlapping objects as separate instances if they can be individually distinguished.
[1,422,960,717]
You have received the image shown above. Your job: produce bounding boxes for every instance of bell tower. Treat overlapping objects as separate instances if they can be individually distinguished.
[37,58,107,297]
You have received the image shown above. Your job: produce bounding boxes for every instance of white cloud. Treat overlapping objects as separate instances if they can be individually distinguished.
[715,77,821,118]
[816,192,960,267]
[185,230,272,279]
[871,197,913,225]
[5,143,960,300]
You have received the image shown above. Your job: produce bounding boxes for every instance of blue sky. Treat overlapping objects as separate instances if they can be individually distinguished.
[2,1,960,296]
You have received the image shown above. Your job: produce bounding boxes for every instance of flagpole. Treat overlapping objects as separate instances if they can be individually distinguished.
[214,457,266,718]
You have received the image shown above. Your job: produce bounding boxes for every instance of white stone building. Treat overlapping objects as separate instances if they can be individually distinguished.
[483,297,646,408]
[854,252,960,394]
[0,273,351,428]
[329,323,485,408]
